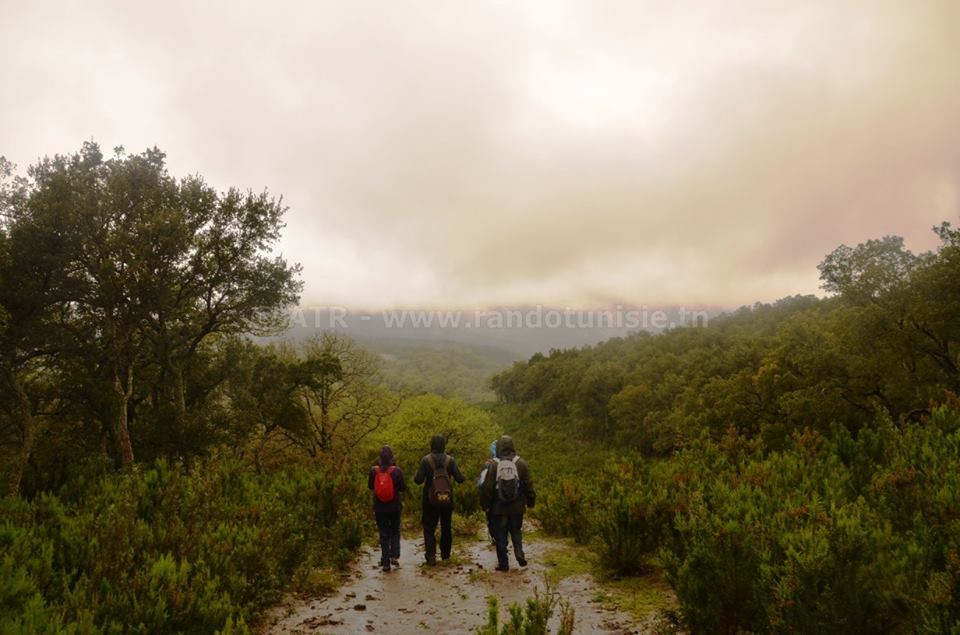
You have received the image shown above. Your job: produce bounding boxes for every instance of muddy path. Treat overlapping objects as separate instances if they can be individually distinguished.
[258,528,652,634]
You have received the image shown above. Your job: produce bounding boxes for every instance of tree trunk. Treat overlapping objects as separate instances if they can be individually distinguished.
[7,372,35,497]
[320,402,331,452]
[173,362,187,420]
[115,364,135,465]
[170,359,187,453]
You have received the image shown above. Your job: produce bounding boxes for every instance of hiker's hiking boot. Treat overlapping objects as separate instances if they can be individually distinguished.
[390,558,400,568]
[517,557,528,567]
[382,563,391,573]
[495,565,509,572]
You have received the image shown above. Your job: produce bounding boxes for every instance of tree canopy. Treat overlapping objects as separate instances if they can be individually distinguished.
[0,143,301,493]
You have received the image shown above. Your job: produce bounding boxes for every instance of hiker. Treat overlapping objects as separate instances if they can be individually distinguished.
[414,435,465,565]
[480,435,535,571]
[368,445,405,572]
[478,439,500,544]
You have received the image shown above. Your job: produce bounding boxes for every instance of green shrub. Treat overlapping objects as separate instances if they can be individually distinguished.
[477,584,575,635]
[0,459,365,634]
[529,403,960,633]
[533,478,596,544]
[595,462,673,575]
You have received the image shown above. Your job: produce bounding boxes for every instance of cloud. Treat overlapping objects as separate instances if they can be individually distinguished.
[2,0,958,309]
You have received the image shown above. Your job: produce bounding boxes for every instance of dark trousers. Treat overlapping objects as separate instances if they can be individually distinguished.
[375,511,401,566]
[486,510,510,546]
[492,513,525,569]
[422,503,453,561]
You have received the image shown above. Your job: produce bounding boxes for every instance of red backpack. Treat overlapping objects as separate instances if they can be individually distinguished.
[374,465,396,503]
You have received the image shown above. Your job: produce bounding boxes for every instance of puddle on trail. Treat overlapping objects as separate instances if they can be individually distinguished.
[258,530,647,634]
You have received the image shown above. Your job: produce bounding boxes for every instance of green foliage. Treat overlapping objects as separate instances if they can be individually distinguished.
[497,221,960,632]
[0,141,302,487]
[493,221,960,456]
[477,585,575,635]
[534,478,596,544]
[528,405,960,633]
[0,459,364,634]
[360,337,520,403]
[595,462,673,575]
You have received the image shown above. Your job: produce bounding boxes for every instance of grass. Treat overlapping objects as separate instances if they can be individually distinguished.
[539,538,677,622]
[596,571,677,619]
[291,567,342,596]
[418,547,471,571]
[540,540,595,584]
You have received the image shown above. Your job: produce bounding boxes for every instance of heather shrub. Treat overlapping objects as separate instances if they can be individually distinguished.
[533,478,596,544]
[0,459,365,634]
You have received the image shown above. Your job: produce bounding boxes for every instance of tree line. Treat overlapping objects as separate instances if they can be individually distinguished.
[491,225,959,453]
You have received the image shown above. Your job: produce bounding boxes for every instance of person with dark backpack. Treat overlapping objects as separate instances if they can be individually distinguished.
[368,445,405,572]
[480,435,535,571]
[414,435,465,565]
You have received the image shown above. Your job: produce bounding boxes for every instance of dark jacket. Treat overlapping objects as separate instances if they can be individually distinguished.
[480,435,535,516]
[368,463,405,513]
[414,435,465,505]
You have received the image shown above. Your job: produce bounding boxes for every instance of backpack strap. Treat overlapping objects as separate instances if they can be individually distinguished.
[426,454,436,470]
[442,455,450,470]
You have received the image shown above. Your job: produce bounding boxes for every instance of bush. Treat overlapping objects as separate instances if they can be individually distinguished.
[528,402,960,633]
[595,461,674,575]
[659,404,960,633]
[533,478,596,544]
[0,459,365,634]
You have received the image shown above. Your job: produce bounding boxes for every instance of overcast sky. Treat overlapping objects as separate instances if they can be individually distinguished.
[2,1,958,310]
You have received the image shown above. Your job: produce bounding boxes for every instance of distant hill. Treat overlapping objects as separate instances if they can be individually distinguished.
[353,336,521,402]
[274,305,725,401]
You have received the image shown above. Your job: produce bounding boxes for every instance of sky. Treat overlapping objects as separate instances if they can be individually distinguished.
[2,0,958,310]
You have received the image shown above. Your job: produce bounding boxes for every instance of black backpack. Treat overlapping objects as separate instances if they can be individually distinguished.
[427,454,453,508]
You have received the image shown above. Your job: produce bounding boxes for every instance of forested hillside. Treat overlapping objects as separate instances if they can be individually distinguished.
[359,337,520,402]
[491,223,960,632]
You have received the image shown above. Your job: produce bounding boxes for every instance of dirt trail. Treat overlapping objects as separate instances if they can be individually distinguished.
[259,529,648,634]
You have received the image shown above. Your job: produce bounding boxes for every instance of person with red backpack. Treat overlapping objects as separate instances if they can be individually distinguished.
[368,445,405,572]
[413,435,465,565]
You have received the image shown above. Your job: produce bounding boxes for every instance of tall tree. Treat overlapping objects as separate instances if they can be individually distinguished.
[292,333,401,457]
[819,229,960,395]
[7,143,302,466]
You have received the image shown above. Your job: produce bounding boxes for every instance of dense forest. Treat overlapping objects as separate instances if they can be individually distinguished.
[3,143,960,633]
[490,222,960,632]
